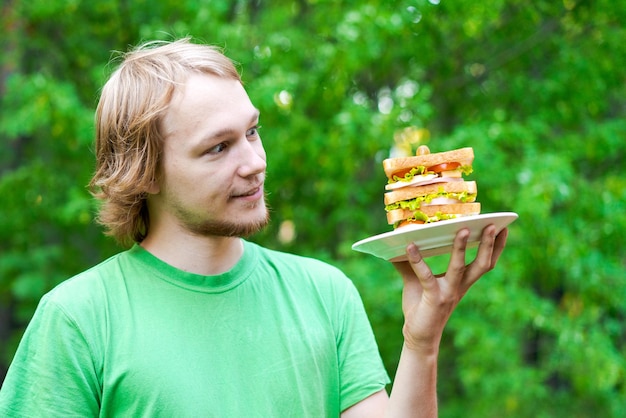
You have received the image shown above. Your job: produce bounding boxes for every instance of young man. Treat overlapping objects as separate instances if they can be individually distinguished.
[0,39,508,417]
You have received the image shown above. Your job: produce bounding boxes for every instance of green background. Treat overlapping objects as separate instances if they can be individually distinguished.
[1,0,624,416]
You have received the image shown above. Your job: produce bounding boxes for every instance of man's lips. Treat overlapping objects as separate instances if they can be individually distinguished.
[231,184,264,200]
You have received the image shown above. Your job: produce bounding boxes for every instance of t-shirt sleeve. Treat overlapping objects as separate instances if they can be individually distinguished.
[0,294,101,417]
[336,279,391,412]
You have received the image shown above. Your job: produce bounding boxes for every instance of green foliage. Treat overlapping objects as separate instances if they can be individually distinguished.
[1,0,625,415]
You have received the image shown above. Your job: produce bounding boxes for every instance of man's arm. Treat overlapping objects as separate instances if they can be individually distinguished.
[343,224,508,417]
[341,389,389,417]
[0,296,101,416]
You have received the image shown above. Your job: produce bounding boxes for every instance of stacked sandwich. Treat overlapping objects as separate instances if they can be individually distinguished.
[383,145,480,229]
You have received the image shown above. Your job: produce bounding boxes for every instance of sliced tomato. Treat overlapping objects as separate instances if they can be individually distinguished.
[396,219,425,228]
[427,162,461,173]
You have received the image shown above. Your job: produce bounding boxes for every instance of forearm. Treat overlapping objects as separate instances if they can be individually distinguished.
[385,227,507,417]
[386,342,439,418]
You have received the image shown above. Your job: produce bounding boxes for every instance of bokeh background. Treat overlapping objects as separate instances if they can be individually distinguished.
[1,0,624,416]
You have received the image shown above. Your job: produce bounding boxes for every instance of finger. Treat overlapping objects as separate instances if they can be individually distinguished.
[465,224,498,284]
[489,227,509,269]
[446,227,470,288]
[405,243,438,292]
[476,224,497,264]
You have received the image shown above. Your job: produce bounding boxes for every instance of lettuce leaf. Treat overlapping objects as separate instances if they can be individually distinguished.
[385,189,476,212]
[394,211,460,228]
[389,166,430,183]
[389,164,474,184]
[460,165,473,175]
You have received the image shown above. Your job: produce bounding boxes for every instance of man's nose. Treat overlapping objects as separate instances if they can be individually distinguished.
[237,139,267,177]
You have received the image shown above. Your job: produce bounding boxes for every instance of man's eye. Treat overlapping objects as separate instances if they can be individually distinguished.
[246,125,261,138]
[208,143,228,154]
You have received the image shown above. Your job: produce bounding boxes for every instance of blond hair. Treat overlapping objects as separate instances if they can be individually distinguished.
[89,38,241,246]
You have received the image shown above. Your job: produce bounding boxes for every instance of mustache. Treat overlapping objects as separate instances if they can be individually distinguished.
[231,171,267,198]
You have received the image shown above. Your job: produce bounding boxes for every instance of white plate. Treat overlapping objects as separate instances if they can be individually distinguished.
[352,212,518,261]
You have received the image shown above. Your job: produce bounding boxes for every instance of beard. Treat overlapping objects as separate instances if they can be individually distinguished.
[185,210,270,238]
[175,195,271,238]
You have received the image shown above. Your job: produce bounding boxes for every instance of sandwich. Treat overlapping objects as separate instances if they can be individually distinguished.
[383,145,480,229]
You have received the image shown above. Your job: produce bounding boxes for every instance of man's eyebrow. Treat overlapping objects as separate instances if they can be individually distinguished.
[205,109,261,141]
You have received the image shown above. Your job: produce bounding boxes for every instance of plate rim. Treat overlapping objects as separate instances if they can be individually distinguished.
[352,212,518,260]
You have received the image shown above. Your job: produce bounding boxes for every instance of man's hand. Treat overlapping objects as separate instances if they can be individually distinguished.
[344,225,509,418]
[392,224,509,354]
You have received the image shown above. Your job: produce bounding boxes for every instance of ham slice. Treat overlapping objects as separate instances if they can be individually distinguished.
[422,197,462,206]
[385,175,463,191]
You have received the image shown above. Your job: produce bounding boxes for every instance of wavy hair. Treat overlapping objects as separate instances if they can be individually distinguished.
[89,38,241,246]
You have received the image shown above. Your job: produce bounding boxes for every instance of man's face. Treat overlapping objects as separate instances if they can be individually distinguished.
[148,73,269,238]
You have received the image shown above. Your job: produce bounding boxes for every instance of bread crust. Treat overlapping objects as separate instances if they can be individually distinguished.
[383,147,474,179]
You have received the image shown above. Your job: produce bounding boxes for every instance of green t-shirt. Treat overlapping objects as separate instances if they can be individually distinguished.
[0,240,389,417]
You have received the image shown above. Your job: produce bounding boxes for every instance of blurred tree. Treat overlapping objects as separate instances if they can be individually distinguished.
[1,0,624,415]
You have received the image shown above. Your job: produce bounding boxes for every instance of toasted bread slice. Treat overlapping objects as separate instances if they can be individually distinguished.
[383,147,474,180]
[384,181,477,206]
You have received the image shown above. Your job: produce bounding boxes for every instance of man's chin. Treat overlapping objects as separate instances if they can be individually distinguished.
[186,210,270,238]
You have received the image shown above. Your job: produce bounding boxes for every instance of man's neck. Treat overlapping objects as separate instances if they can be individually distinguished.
[140,231,244,276]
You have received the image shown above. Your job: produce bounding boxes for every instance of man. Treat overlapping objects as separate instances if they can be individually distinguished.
[0,38,508,417]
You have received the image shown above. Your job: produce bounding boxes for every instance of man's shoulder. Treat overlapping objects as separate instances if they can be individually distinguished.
[247,241,356,298]
[251,241,343,274]
[44,250,131,309]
